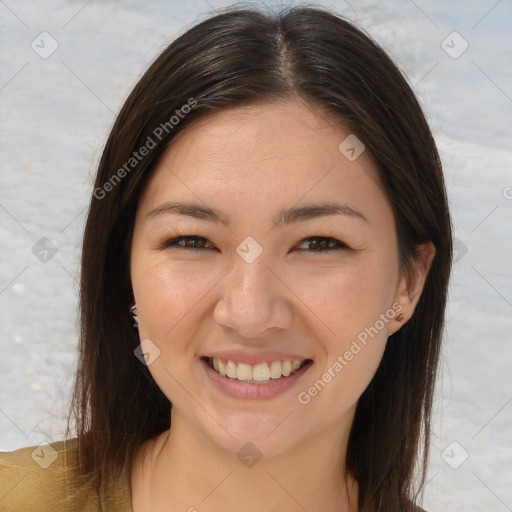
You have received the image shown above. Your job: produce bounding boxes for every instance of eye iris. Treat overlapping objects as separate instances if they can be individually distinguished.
[186,237,205,248]
[309,238,329,250]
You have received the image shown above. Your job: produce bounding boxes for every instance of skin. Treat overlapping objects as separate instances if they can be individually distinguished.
[129,100,435,511]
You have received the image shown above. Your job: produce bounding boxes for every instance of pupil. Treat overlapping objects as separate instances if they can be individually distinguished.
[312,238,327,250]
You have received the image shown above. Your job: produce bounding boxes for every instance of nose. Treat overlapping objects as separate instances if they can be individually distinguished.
[213,256,293,339]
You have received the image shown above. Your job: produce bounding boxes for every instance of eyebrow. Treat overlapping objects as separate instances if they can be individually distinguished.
[147,201,368,227]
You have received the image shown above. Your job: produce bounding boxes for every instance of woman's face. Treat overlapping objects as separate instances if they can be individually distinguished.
[131,100,410,457]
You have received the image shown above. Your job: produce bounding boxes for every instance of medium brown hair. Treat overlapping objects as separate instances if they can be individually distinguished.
[67,6,452,510]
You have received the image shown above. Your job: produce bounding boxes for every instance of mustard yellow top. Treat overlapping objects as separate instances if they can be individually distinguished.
[1,438,430,511]
[0,438,132,512]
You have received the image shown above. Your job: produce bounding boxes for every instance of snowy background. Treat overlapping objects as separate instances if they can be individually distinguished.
[0,0,511,510]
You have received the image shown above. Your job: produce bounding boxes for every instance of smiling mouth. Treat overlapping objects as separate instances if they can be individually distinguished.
[202,356,313,384]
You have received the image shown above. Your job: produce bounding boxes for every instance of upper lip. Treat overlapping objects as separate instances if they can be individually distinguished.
[202,350,312,366]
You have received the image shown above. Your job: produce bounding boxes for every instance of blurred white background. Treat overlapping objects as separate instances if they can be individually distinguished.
[1,1,511,510]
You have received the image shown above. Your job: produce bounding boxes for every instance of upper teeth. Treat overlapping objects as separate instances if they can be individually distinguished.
[211,358,305,382]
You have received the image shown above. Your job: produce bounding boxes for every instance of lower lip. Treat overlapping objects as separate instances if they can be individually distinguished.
[201,358,313,400]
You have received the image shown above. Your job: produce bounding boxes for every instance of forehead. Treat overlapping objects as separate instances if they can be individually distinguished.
[138,100,390,225]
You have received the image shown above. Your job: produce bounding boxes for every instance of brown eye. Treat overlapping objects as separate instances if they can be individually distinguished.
[164,236,215,250]
[296,237,348,252]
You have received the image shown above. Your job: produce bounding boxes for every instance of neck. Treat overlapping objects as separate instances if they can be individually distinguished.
[130,410,358,512]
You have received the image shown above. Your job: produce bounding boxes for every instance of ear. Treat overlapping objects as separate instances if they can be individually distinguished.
[388,242,436,336]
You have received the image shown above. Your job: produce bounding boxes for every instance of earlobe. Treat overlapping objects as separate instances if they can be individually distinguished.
[389,242,436,335]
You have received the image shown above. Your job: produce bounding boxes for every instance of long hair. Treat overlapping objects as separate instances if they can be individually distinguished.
[67,6,452,510]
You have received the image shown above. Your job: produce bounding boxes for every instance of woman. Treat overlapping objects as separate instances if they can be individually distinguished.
[0,5,452,511]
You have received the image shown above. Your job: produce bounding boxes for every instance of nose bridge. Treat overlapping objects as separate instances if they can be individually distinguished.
[233,254,272,304]
[213,250,292,337]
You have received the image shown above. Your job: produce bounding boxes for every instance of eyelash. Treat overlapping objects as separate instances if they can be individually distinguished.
[162,235,350,253]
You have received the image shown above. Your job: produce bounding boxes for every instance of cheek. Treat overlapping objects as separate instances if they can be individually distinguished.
[291,259,396,411]
[132,255,221,340]
[291,257,398,343]
[298,335,387,424]
[130,256,223,402]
